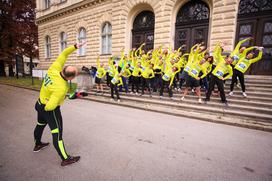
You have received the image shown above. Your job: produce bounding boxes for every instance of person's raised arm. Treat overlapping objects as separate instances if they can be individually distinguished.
[250,48,263,64]
[50,41,86,72]
[231,37,252,56]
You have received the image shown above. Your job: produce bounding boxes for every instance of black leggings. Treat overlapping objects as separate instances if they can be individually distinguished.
[230,69,245,92]
[160,80,173,97]
[132,76,141,93]
[206,74,226,102]
[141,77,151,95]
[110,82,120,99]
[34,100,69,160]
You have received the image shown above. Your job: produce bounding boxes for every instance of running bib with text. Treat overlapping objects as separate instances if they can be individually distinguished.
[163,74,170,81]
[215,70,224,77]
[191,69,198,76]
[184,66,190,72]
[238,63,247,70]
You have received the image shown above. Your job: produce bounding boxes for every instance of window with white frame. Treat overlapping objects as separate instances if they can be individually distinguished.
[60,32,67,52]
[77,27,86,56]
[44,0,51,9]
[101,22,112,54]
[45,35,51,58]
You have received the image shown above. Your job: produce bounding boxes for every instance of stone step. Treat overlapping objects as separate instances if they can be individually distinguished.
[83,96,272,132]
[87,91,272,122]
[244,75,272,80]
[90,88,272,104]
[89,86,272,98]
[224,82,272,89]
[114,91,272,109]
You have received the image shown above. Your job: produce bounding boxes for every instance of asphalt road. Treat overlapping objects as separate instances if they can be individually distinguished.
[0,84,272,181]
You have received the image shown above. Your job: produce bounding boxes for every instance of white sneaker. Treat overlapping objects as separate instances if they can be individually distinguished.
[242,92,247,97]
[198,98,202,103]
[229,91,233,96]
[191,89,195,93]
[177,88,181,91]
[135,92,138,95]
[181,96,185,101]
[160,96,163,99]
[110,98,114,101]
[117,99,121,102]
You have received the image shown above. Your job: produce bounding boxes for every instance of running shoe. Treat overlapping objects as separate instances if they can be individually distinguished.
[33,142,50,152]
[61,155,80,167]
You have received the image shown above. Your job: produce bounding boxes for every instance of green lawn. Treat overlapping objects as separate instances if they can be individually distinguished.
[0,76,77,93]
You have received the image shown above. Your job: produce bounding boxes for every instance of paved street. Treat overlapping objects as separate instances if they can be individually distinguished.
[0,84,272,181]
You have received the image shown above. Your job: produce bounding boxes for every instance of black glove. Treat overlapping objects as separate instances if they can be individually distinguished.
[68,92,88,99]
[82,66,90,74]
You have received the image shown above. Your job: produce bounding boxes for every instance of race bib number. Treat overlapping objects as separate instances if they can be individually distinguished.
[111,78,117,84]
[215,70,224,77]
[238,63,247,70]
[184,66,190,72]
[163,74,170,81]
[191,69,198,76]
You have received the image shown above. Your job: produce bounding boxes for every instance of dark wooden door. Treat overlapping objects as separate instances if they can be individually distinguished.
[175,25,208,53]
[236,18,272,75]
[175,0,210,52]
[132,11,154,53]
[132,31,154,52]
[236,0,272,75]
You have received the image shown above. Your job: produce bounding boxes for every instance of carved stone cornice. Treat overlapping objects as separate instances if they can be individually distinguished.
[36,0,105,25]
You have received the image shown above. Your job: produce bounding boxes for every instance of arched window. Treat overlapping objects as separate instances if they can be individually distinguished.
[44,0,50,9]
[45,35,51,58]
[78,27,86,56]
[60,32,67,52]
[236,0,272,75]
[175,0,210,52]
[101,22,112,54]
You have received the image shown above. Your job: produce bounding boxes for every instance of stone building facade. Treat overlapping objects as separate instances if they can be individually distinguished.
[36,0,272,75]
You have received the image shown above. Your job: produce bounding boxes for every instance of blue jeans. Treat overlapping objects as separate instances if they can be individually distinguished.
[119,76,128,93]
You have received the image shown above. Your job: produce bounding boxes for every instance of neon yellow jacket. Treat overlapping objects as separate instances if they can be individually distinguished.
[188,61,207,79]
[142,67,155,79]
[235,50,263,73]
[132,66,142,77]
[212,61,233,80]
[122,68,132,78]
[39,45,76,111]
[162,67,180,86]
[184,44,200,73]
[96,58,106,78]
[111,69,123,86]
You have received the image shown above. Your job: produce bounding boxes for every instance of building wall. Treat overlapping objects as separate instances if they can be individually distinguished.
[36,0,239,69]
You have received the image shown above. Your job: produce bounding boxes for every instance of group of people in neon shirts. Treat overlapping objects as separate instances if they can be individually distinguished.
[91,37,263,105]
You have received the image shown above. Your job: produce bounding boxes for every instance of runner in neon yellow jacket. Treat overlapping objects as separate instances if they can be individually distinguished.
[234,47,263,74]
[229,46,263,97]
[95,56,106,94]
[35,42,84,166]
[231,37,252,66]
[40,45,77,111]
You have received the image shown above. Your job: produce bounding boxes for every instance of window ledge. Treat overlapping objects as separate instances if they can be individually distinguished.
[57,0,67,6]
[77,55,86,57]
